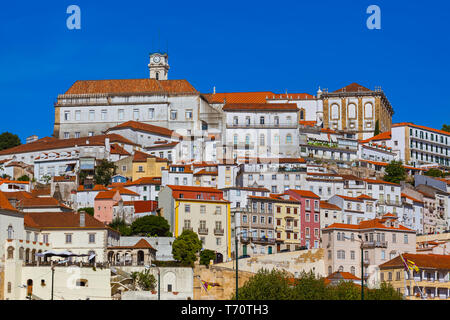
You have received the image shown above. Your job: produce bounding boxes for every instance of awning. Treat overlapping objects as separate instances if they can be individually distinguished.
[35,251,95,260]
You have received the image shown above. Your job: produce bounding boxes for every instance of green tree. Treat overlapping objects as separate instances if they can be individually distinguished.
[172,230,202,267]
[131,269,156,291]
[374,120,380,136]
[442,124,450,133]
[383,160,406,184]
[17,175,30,181]
[94,159,117,186]
[291,271,333,300]
[130,215,171,236]
[366,282,403,300]
[331,280,361,300]
[232,269,294,300]
[0,132,21,151]
[424,168,444,178]
[200,249,216,267]
[77,207,94,216]
[109,217,132,236]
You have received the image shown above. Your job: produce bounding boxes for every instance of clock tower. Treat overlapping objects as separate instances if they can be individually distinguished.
[148,52,169,80]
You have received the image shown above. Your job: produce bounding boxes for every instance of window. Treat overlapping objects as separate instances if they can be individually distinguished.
[7,225,13,240]
[306,213,310,222]
[260,116,265,125]
[65,234,72,244]
[185,204,191,213]
[64,111,70,121]
[200,206,206,214]
[259,134,265,146]
[350,250,355,260]
[170,110,177,120]
[89,110,95,121]
[305,200,310,210]
[75,110,81,121]
[148,108,155,119]
[118,109,124,120]
[133,109,140,120]
[185,110,193,120]
[404,234,408,244]
[101,110,107,120]
[89,233,95,243]
[64,132,70,139]
[286,134,292,144]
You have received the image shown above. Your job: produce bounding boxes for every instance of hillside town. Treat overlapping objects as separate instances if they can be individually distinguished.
[0,53,449,300]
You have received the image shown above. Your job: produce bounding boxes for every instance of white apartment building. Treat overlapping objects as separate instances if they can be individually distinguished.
[222,103,300,159]
[305,173,345,201]
[328,194,377,225]
[400,193,424,234]
[322,215,416,288]
[236,157,307,194]
[389,123,450,167]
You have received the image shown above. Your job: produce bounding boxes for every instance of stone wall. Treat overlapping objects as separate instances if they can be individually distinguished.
[193,264,254,300]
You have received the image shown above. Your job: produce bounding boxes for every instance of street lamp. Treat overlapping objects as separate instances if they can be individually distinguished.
[147,264,160,300]
[343,234,365,300]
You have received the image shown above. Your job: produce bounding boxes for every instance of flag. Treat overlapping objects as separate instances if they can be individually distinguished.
[406,259,419,273]
[201,280,220,292]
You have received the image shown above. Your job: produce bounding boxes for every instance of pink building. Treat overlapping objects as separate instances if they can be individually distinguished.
[286,189,321,249]
[94,189,122,224]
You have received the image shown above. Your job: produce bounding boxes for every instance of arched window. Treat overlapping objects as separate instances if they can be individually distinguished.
[300,109,305,120]
[338,266,344,272]
[364,103,373,119]
[331,104,340,120]
[163,271,177,293]
[286,134,292,144]
[350,266,356,275]
[348,103,356,119]
[7,225,13,240]
[19,247,24,260]
[328,266,332,275]
[7,246,14,260]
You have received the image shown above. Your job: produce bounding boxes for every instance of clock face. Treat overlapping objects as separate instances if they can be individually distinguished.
[153,55,161,63]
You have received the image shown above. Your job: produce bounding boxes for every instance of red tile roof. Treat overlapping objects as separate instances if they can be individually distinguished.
[267,93,315,100]
[64,79,198,95]
[24,211,107,229]
[334,83,371,93]
[133,200,158,214]
[124,177,161,186]
[222,103,299,112]
[107,120,179,138]
[289,189,320,199]
[392,122,450,137]
[110,144,131,156]
[401,193,424,204]
[363,178,400,186]
[0,191,19,212]
[379,253,450,270]
[0,134,136,156]
[202,91,274,104]
[108,238,156,250]
[167,185,222,193]
[324,218,414,232]
[20,197,71,209]
[359,131,392,144]
[77,184,109,192]
[320,201,342,210]
[95,190,119,200]
[299,120,317,127]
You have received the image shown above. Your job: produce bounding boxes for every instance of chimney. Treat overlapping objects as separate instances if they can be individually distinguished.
[213,86,216,94]
[105,137,111,153]
[79,210,86,227]
[9,197,18,209]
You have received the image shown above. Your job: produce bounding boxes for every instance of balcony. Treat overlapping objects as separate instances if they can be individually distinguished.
[214,228,224,236]
[377,199,402,207]
[362,241,388,249]
[251,237,276,244]
[227,123,297,129]
[240,236,251,243]
[197,228,208,235]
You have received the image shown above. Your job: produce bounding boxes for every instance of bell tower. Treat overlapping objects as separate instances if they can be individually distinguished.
[148,52,169,80]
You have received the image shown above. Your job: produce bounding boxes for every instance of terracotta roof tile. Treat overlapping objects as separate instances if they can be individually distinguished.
[222,103,298,112]
[0,191,19,212]
[107,120,179,138]
[379,253,450,270]
[289,189,320,199]
[64,79,198,95]
[24,211,106,229]
[320,201,342,210]
[202,91,273,104]
[334,83,371,93]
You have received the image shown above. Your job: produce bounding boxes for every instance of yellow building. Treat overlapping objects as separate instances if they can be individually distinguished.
[379,253,450,300]
[270,194,302,253]
[115,150,168,181]
[158,185,231,262]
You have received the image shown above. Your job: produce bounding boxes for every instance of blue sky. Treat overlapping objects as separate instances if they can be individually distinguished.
[0,0,449,142]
